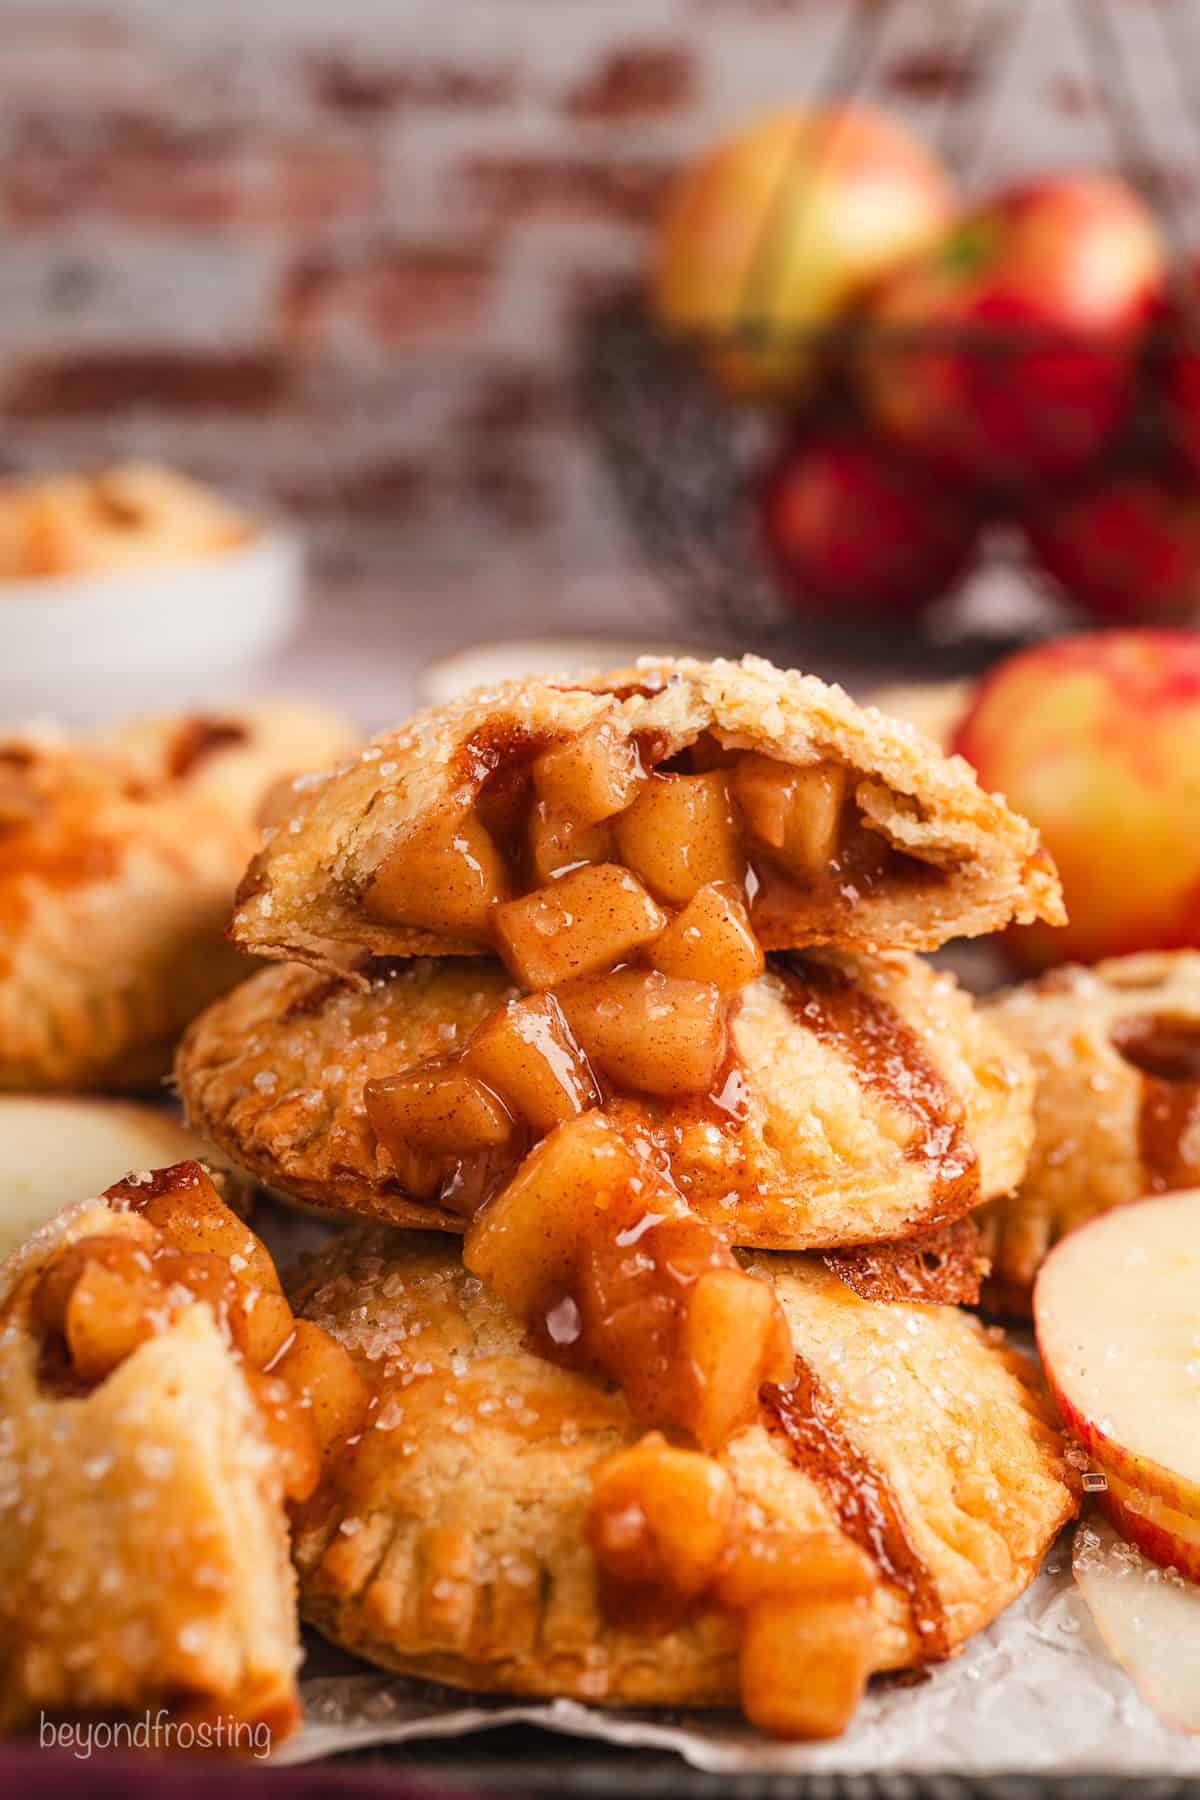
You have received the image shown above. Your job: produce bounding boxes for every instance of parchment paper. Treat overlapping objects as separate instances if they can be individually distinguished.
[277,1542,1200,1773]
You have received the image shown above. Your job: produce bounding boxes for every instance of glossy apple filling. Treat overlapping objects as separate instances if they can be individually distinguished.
[587,1431,878,1738]
[29,1161,369,1505]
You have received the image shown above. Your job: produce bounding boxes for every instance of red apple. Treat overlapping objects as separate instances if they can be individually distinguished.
[1074,1513,1200,1733]
[862,175,1166,489]
[653,104,954,401]
[758,433,976,617]
[1027,472,1200,625]
[1164,279,1200,481]
[1036,1189,1200,1574]
[952,629,1200,967]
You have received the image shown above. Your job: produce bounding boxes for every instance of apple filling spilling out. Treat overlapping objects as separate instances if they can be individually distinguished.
[463,1112,793,1451]
[31,1162,369,1504]
[587,1432,879,1738]
[362,726,939,1219]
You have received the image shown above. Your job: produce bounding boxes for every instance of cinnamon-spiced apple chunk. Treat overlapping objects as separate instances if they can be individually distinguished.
[177,949,1033,1251]
[0,1160,367,1737]
[287,1231,1077,1739]
[230,655,1062,974]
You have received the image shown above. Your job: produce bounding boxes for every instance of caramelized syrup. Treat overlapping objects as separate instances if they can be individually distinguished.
[761,1356,949,1661]
[1111,1013,1200,1192]
[824,1216,985,1306]
[777,954,980,1224]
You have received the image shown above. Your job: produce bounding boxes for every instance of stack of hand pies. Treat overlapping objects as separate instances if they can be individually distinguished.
[1,657,1087,1746]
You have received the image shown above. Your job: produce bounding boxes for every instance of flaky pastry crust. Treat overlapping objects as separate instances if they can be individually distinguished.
[176,949,1033,1249]
[979,951,1200,1315]
[288,1232,1077,1707]
[230,656,1062,974]
[0,703,356,1092]
[0,1196,300,1735]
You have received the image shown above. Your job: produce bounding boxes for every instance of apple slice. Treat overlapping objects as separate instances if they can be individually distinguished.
[1074,1513,1200,1732]
[1035,1188,1200,1546]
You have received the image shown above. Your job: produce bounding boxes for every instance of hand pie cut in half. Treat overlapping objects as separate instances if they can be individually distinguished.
[0,1159,369,1739]
[0,702,356,1092]
[288,1231,1078,1740]
[978,950,1200,1316]
[176,946,1033,1253]
[230,655,1062,977]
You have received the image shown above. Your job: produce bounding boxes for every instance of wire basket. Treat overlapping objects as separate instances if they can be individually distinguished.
[578,0,1200,673]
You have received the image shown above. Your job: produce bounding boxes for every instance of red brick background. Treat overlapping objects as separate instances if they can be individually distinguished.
[0,0,1187,586]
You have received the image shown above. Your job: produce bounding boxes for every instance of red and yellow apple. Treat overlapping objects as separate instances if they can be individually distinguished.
[1036,1188,1200,1583]
[952,629,1200,967]
[1026,473,1200,625]
[757,432,977,617]
[861,174,1166,489]
[1166,288,1200,484]
[653,103,954,400]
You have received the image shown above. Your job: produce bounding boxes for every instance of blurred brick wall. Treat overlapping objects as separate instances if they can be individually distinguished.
[0,0,1189,579]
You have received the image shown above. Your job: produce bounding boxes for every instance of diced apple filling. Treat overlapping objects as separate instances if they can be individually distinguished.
[557,969,727,1096]
[649,882,764,993]
[533,722,645,825]
[365,1067,516,1156]
[732,756,849,882]
[464,1114,791,1450]
[32,1163,369,1499]
[493,862,667,988]
[614,772,744,904]
[527,802,612,882]
[463,992,601,1133]
[587,1432,878,1740]
[587,1432,735,1597]
[366,811,510,939]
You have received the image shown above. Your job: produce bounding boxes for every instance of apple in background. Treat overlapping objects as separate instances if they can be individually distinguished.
[1026,472,1200,624]
[653,104,954,401]
[861,174,1166,490]
[1164,283,1200,482]
[757,433,977,617]
[1036,1189,1200,1581]
[951,630,1200,968]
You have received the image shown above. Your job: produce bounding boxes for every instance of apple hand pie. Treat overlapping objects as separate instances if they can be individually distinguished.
[0,703,356,1092]
[287,1230,1077,1739]
[176,947,1032,1252]
[0,1159,369,1739]
[978,951,1200,1315]
[230,655,1062,977]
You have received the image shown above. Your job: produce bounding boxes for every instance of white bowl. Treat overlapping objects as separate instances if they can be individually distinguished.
[0,527,304,724]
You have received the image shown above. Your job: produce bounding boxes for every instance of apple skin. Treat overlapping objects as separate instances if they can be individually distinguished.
[653,104,954,401]
[861,175,1166,490]
[1026,472,1200,625]
[951,629,1200,968]
[757,433,977,618]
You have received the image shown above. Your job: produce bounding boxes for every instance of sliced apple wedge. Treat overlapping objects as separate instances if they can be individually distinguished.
[1074,1513,1200,1732]
[1035,1188,1200,1559]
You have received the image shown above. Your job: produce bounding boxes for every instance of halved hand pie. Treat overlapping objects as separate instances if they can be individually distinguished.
[287,1230,1077,1738]
[177,947,1032,1250]
[977,951,1200,1315]
[230,655,1062,976]
[0,1159,367,1737]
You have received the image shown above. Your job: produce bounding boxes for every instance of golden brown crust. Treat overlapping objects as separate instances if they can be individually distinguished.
[0,1197,300,1734]
[176,949,1033,1250]
[979,950,1200,1315]
[288,1232,1077,1707]
[0,704,358,1093]
[229,656,1062,974]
